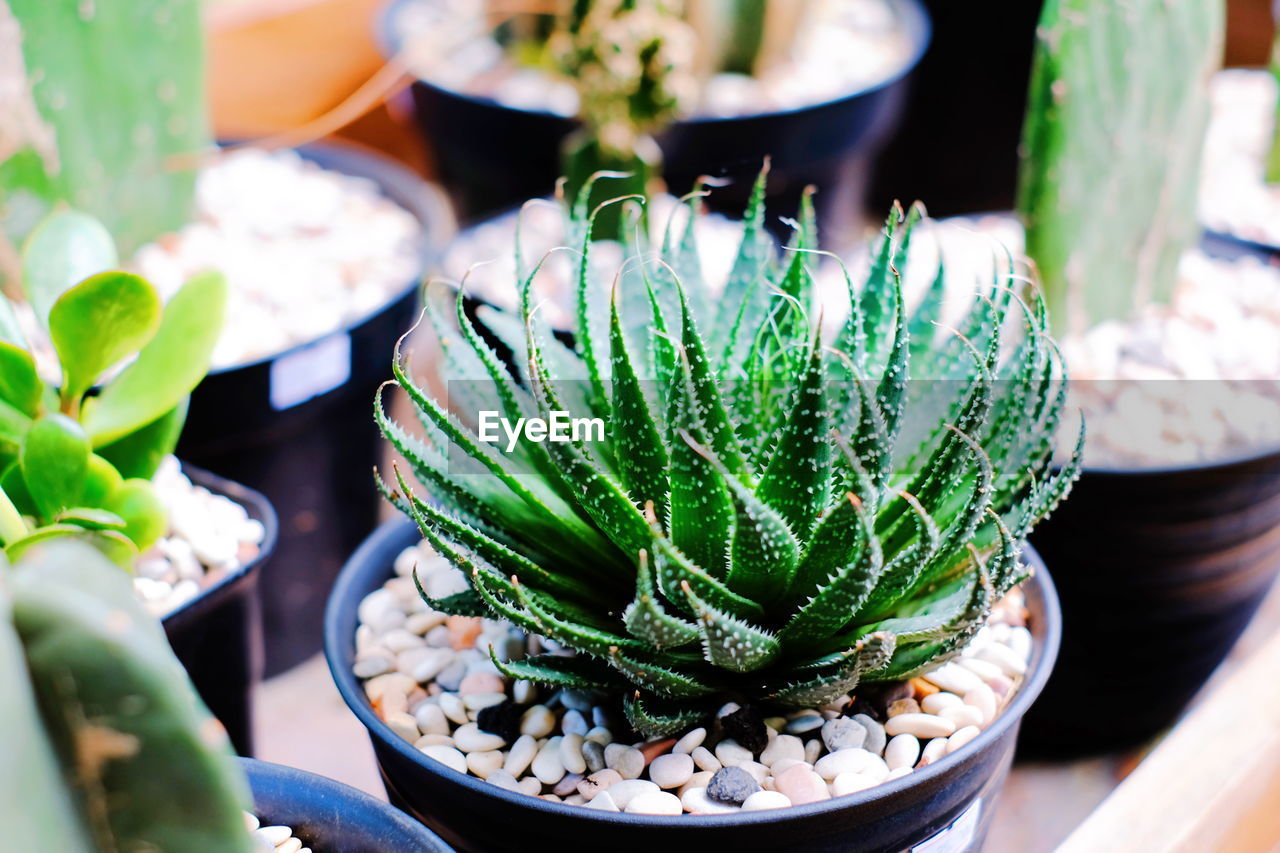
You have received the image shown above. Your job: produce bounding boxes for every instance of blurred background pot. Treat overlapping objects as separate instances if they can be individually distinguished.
[166,465,277,756]
[376,0,931,236]
[176,141,454,676]
[241,757,454,851]
[1024,444,1280,757]
[324,519,1061,853]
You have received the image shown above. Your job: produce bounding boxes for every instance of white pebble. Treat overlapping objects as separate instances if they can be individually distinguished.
[760,734,805,767]
[256,826,292,845]
[964,684,998,725]
[585,726,613,745]
[919,737,949,766]
[921,692,964,715]
[741,790,792,811]
[830,772,879,797]
[419,745,467,774]
[691,745,721,772]
[887,766,913,780]
[438,693,468,725]
[486,769,521,792]
[520,705,556,738]
[673,727,706,754]
[512,680,537,704]
[503,734,537,778]
[463,692,507,711]
[939,704,985,730]
[453,723,505,753]
[884,734,920,770]
[415,703,450,736]
[714,739,753,767]
[466,750,504,779]
[384,711,420,742]
[560,733,587,774]
[517,777,543,797]
[884,713,956,739]
[958,657,1003,682]
[604,744,645,779]
[649,752,694,789]
[1009,627,1033,662]
[607,779,659,809]
[625,790,683,815]
[975,642,1027,677]
[584,790,620,811]
[532,737,567,784]
[922,663,984,695]
[680,786,739,815]
[947,725,981,754]
[814,748,888,782]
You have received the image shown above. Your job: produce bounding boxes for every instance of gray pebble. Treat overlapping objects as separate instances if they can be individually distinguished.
[821,717,867,753]
[435,661,467,692]
[853,714,887,755]
[591,706,610,729]
[582,739,606,774]
[562,709,589,736]
[352,656,394,678]
[553,773,585,797]
[561,690,595,712]
[785,712,825,735]
[604,744,645,780]
[705,766,761,805]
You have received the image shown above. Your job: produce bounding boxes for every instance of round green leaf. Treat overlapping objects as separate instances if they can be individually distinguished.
[0,342,43,417]
[21,209,118,328]
[49,271,162,402]
[5,525,138,569]
[106,478,167,551]
[55,507,128,531]
[81,453,125,508]
[84,271,226,446]
[95,399,188,480]
[20,413,91,520]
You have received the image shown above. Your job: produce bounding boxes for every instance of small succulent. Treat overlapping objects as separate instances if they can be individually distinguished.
[1268,16,1280,183]
[1018,0,1223,334]
[1,540,252,851]
[0,210,226,567]
[379,173,1081,735]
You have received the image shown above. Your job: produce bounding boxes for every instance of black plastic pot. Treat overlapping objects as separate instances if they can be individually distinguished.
[325,518,1060,853]
[240,757,453,852]
[868,0,1044,218]
[1024,444,1280,757]
[378,0,930,232]
[177,142,455,676]
[1202,227,1280,263]
[165,465,277,756]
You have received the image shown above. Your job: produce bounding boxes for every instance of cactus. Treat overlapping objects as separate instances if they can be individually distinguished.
[1017,0,1224,335]
[378,175,1080,735]
[0,0,209,262]
[0,540,252,850]
[0,210,226,567]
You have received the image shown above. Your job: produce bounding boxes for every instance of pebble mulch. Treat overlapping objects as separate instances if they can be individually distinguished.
[1200,69,1280,247]
[131,456,266,617]
[245,812,311,853]
[393,0,912,119]
[132,147,423,368]
[351,541,1033,816]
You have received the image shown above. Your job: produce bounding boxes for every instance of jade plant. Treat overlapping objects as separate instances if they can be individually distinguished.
[1017,0,1225,335]
[1268,11,1280,183]
[376,174,1081,735]
[0,210,226,567]
[2,540,252,851]
[0,0,209,267]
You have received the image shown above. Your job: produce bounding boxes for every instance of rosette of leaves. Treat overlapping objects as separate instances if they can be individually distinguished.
[0,210,226,567]
[378,173,1081,735]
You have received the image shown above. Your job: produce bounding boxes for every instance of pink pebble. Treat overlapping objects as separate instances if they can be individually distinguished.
[458,672,505,695]
[773,764,831,806]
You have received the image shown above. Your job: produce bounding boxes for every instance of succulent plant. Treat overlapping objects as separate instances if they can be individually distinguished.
[1268,15,1280,184]
[1017,0,1224,335]
[378,173,1081,735]
[0,0,209,265]
[0,210,226,567]
[1,540,252,851]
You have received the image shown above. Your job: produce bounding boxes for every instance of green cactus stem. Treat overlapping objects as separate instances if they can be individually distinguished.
[1017,0,1224,335]
[0,0,210,263]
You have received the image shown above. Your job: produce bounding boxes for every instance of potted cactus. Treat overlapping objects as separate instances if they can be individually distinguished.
[0,0,455,675]
[380,0,929,231]
[3,539,451,852]
[1011,0,1280,754]
[325,178,1076,850]
[0,211,276,753]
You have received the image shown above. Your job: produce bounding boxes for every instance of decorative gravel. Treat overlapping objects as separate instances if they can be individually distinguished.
[351,541,1033,815]
[245,812,310,853]
[132,147,423,368]
[393,0,913,119]
[1200,69,1280,247]
[131,456,266,617]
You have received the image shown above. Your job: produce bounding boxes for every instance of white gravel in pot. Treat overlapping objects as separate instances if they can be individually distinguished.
[132,455,266,618]
[393,0,914,118]
[1200,70,1280,247]
[349,540,1035,816]
[131,148,424,368]
[245,812,311,853]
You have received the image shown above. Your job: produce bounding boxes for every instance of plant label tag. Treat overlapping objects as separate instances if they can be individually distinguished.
[911,798,981,853]
[269,332,352,410]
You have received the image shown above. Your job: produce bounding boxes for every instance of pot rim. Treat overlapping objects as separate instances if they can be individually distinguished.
[375,0,932,126]
[239,756,453,850]
[160,462,278,627]
[325,517,1061,829]
[203,139,456,377]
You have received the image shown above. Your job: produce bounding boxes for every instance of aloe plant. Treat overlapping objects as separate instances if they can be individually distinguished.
[377,174,1081,735]
[1,540,252,851]
[0,210,226,567]
[1018,0,1224,335]
[0,0,209,264]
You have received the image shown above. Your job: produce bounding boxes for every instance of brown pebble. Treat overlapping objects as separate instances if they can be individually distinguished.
[640,738,678,766]
[447,616,483,650]
[887,698,921,717]
[910,677,939,699]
